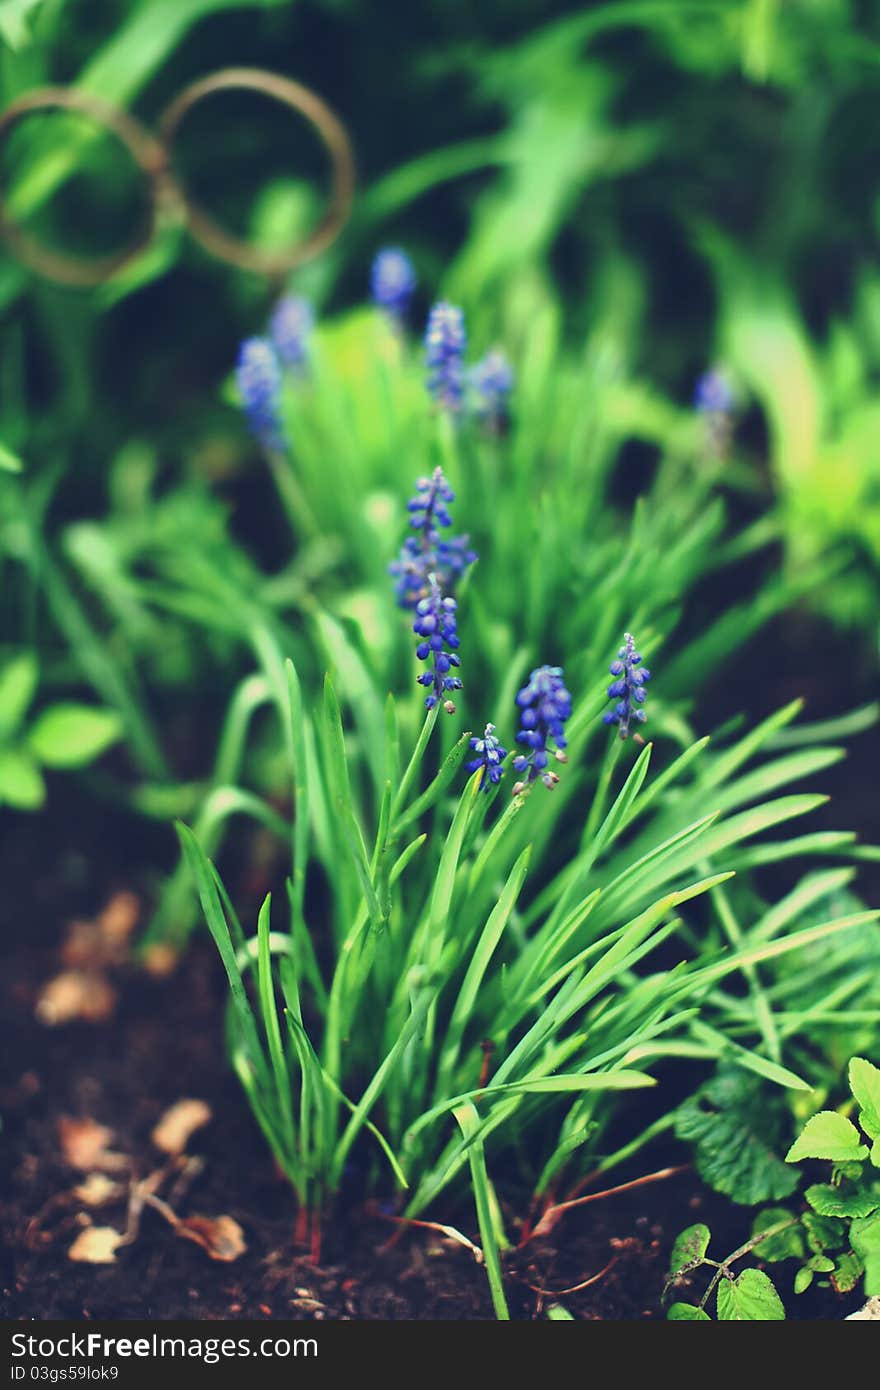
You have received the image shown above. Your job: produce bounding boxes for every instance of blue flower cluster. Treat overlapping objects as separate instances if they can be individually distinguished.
[465,724,507,792]
[694,368,734,415]
[236,338,284,452]
[388,467,476,610]
[694,367,734,458]
[425,301,467,412]
[371,248,417,322]
[512,666,571,792]
[471,348,514,430]
[270,294,313,372]
[413,577,463,712]
[603,633,650,738]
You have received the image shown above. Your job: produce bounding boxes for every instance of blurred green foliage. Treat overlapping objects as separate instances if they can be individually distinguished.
[1,0,878,821]
[2,0,880,642]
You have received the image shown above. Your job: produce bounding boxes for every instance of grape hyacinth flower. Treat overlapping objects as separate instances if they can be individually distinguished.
[388,467,476,609]
[413,576,462,713]
[236,337,284,452]
[512,666,571,793]
[269,294,313,373]
[471,348,514,431]
[465,724,507,792]
[694,367,734,458]
[425,301,466,412]
[371,248,417,323]
[603,633,650,739]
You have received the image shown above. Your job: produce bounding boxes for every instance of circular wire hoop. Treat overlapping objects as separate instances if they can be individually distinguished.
[0,87,168,288]
[157,67,355,274]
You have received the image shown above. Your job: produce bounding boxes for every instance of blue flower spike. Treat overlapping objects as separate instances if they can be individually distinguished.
[389,466,476,610]
[465,724,508,792]
[471,348,514,431]
[413,575,463,713]
[512,665,572,794]
[269,294,314,373]
[694,367,734,458]
[603,633,650,739]
[371,248,417,323]
[236,337,284,452]
[425,301,466,412]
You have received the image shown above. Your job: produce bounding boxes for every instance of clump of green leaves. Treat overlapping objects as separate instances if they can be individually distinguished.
[666,1057,880,1319]
[674,1069,800,1206]
[0,651,122,809]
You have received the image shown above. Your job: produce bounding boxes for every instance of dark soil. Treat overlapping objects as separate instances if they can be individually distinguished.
[0,912,692,1322]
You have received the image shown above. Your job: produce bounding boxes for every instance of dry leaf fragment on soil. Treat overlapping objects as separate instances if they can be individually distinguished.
[68,1226,124,1264]
[141,943,179,978]
[36,971,117,1025]
[73,1173,125,1207]
[174,1214,246,1262]
[58,1116,128,1172]
[151,1099,212,1156]
[96,891,139,948]
[60,893,139,970]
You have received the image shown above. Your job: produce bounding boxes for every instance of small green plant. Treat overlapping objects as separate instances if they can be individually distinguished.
[666,1056,880,1319]
[0,651,122,809]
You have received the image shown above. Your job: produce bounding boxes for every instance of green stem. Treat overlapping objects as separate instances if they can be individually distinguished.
[392,705,439,820]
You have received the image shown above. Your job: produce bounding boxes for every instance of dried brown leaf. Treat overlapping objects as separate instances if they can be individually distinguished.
[73,1173,125,1207]
[68,1225,124,1264]
[175,1214,246,1262]
[97,892,140,950]
[151,1099,212,1156]
[60,921,106,969]
[36,971,117,1026]
[60,893,139,970]
[59,1116,128,1172]
[141,944,179,978]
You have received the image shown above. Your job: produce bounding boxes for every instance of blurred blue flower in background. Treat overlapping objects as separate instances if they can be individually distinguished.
[269,294,314,373]
[371,247,417,323]
[425,301,466,412]
[389,467,476,609]
[471,348,514,429]
[236,337,284,452]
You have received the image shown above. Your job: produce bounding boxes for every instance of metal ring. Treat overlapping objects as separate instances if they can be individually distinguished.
[0,87,168,288]
[157,68,355,274]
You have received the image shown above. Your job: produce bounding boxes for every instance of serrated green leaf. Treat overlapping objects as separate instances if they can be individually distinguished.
[850,1213,880,1260]
[668,1302,710,1320]
[28,704,122,769]
[786,1111,869,1164]
[849,1057,880,1142]
[668,1223,711,1276]
[751,1208,803,1262]
[0,653,38,734]
[831,1251,864,1294]
[716,1268,785,1320]
[793,1267,813,1295]
[0,747,45,809]
[804,1184,879,1219]
[802,1211,847,1254]
[675,1070,800,1204]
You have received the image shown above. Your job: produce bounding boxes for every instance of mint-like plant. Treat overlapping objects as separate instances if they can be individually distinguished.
[0,651,122,810]
[666,1056,880,1319]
